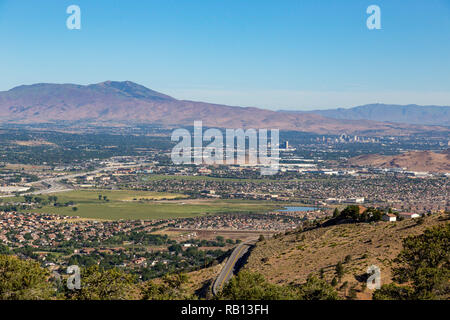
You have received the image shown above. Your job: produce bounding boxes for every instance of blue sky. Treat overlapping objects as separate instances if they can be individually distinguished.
[1,0,449,110]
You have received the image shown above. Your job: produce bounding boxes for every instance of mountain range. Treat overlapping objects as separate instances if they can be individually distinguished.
[0,81,448,135]
[302,104,450,126]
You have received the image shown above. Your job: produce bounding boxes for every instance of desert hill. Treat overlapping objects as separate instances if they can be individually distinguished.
[349,149,450,173]
[243,214,448,299]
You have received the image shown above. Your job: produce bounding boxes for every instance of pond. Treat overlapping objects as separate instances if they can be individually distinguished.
[277,206,318,212]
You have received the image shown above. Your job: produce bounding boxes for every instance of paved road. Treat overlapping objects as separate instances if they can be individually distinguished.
[212,240,256,296]
[0,164,141,198]
[27,170,104,196]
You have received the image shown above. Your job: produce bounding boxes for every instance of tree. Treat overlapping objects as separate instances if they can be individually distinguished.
[34,197,43,204]
[141,273,191,300]
[335,261,344,280]
[333,208,340,218]
[168,244,182,254]
[0,254,53,300]
[65,266,137,300]
[258,235,265,242]
[392,224,449,299]
[218,271,338,300]
[370,208,383,222]
[0,244,9,255]
[98,194,102,201]
[373,224,450,300]
[72,207,78,212]
[373,283,414,300]
[218,271,298,300]
[297,276,339,300]
[331,277,338,287]
[339,205,360,220]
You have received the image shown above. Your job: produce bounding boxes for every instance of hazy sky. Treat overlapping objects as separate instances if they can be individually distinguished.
[1,0,449,110]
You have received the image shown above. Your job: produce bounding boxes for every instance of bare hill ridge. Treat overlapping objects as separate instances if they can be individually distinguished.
[0,81,448,135]
[243,214,448,299]
[349,149,450,172]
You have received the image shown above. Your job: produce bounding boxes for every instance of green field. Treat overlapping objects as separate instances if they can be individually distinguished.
[139,174,325,184]
[20,190,283,220]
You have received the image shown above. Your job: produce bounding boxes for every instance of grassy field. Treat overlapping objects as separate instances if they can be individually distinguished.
[139,174,326,184]
[20,189,284,220]
[140,174,277,183]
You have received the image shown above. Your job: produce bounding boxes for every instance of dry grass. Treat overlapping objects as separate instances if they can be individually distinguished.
[244,213,448,300]
[184,262,225,298]
[13,140,56,147]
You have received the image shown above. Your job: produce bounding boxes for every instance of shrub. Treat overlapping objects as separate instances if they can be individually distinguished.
[0,254,53,300]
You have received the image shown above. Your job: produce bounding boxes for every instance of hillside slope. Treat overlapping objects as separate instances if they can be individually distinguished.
[243,214,448,299]
[349,149,450,172]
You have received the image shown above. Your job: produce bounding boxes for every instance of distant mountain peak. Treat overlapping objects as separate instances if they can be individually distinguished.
[6,81,175,102]
[88,81,175,101]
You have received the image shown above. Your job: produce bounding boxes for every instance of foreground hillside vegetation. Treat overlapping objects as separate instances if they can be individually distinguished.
[0,214,448,300]
[244,213,449,299]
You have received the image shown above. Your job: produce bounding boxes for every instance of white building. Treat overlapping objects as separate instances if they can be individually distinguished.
[348,197,365,204]
[399,212,421,219]
[382,214,397,222]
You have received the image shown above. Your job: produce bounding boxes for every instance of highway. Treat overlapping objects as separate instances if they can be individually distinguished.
[28,169,105,196]
[0,175,75,198]
[212,240,256,296]
[0,164,141,198]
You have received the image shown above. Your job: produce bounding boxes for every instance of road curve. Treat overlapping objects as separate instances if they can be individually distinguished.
[212,240,256,296]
